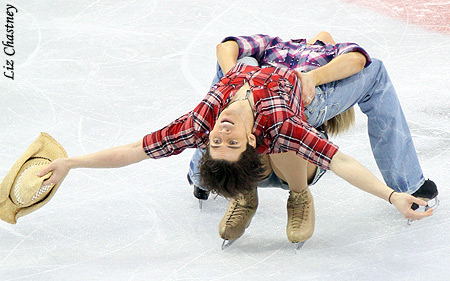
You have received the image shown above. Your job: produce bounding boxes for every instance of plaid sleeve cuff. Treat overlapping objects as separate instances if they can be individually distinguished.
[142,112,197,159]
[142,131,165,159]
[276,118,339,170]
[222,34,272,60]
[335,43,372,67]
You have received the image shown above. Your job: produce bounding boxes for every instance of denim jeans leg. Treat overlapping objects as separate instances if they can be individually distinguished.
[188,57,259,190]
[188,148,206,189]
[305,58,424,193]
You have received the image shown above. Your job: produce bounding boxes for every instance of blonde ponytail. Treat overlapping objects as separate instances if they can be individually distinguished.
[324,107,355,136]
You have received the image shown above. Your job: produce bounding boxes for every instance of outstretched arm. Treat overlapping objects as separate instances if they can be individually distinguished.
[329,151,433,220]
[38,140,148,187]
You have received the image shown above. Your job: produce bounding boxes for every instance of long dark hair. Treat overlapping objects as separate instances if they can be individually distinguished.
[199,143,265,198]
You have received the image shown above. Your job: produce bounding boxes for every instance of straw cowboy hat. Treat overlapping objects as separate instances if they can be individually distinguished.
[0,133,67,224]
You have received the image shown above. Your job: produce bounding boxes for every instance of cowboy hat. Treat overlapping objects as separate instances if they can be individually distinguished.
[0,132,67,224]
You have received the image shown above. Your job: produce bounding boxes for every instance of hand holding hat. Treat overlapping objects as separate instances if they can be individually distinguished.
[0,133,68,224]
[37,158,70,192]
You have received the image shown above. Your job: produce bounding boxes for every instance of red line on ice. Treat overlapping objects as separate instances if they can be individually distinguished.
[344,0,450,34]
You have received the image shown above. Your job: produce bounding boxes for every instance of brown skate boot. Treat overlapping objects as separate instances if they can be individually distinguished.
[286,188,315,250]
[218,188,258,249]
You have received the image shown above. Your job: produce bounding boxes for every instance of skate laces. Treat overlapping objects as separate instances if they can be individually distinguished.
[288,191,310,229]
[225,191,257,226]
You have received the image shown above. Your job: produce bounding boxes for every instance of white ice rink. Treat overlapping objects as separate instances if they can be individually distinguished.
[1,1,449,280]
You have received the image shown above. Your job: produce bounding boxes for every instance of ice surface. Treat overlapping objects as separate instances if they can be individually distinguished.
[1,0,449,280]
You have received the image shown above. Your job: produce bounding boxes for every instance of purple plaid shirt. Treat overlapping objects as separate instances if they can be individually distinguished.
[143,63,339,170]
[222,34,371,72]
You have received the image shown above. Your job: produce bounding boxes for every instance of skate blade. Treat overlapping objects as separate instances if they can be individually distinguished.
[408,197,440,225]
[293,242,305,253]
[221,239,238,250]
[198,199,203,211]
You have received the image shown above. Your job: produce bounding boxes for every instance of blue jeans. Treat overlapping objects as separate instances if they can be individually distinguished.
[188,58,425,194]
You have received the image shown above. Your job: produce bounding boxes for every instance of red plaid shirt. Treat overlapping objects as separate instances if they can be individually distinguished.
[143,63,338,170]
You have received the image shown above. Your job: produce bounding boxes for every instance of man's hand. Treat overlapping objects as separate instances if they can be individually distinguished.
[36,140,147,188]
[295,52,367,106]
[38,158,71,187]
[390,192,434,220]
[295,71,317,106]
